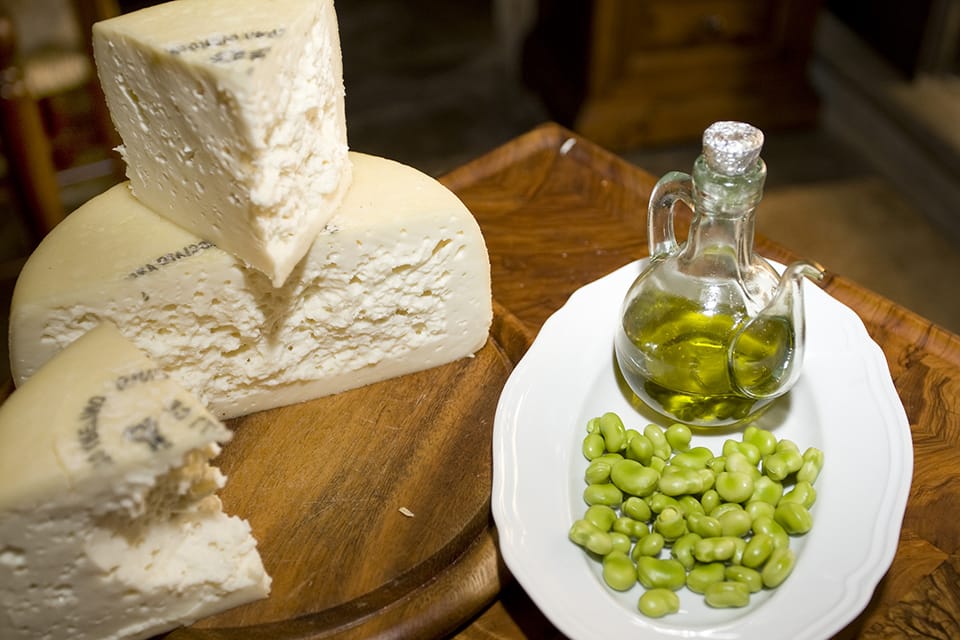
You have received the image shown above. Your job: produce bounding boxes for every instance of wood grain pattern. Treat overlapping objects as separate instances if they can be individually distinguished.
[442,123,960,639]
[158,302,529,639]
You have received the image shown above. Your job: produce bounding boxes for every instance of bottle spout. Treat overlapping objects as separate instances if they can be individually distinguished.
[728,260,825,400]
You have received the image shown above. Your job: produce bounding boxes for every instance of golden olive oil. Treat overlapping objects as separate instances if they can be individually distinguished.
[615,292,794,426]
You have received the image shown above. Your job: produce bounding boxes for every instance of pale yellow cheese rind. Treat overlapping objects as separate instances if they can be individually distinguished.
[0,322,270,640]
[9,153,493,419]
[0,322,226,509]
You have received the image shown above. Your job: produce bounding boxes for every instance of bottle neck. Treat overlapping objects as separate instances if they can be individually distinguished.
[681,156,766,269]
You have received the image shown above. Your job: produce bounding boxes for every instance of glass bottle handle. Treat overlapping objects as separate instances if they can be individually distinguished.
[647,171,693,259]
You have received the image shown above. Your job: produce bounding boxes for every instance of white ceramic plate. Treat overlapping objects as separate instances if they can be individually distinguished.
[492,260,913,639]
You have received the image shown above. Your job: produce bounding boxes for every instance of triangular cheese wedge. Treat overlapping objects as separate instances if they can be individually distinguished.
[0,322,270,640]
[93,0,351,287]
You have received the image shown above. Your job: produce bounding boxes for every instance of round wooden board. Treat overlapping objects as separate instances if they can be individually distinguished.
[161,302,530,639]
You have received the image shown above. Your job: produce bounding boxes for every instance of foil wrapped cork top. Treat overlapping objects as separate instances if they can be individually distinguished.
[702,121,764,176]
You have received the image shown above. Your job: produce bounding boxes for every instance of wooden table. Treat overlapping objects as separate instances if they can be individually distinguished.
[6,123,956,639]
[440,123,960,639]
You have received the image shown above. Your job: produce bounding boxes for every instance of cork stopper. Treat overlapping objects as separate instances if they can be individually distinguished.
[702,121,764,176]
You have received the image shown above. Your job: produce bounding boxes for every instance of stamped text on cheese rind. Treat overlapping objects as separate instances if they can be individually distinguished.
[166,28,285,56]
[165,398,221,435]
[123,416,172,453]
[77,395,113,468]
[126,240,214,280]
[115,367,168,391]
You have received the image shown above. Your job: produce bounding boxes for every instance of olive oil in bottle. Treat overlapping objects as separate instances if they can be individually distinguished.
[615,291,794,426]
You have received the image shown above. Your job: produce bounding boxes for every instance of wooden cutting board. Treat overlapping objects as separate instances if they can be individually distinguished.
[161,303,532,639]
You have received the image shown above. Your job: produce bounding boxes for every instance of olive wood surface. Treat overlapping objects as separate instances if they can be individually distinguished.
[437,124,960,639]
[161,300,530,640]
[3,123,956,639]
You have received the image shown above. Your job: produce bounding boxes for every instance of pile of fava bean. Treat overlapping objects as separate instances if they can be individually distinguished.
[569,412,823,618]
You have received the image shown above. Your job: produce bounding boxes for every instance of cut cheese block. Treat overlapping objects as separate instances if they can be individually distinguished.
[0,322,270,640]
[92,0,351,287]
[9,153,492,419]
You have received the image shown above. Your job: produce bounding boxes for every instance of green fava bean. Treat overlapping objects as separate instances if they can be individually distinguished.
[700,489,721,514]
[638,588,680,618]
[609,531,632,554]
[718,508,752,538]
[763,449,803,481]
[583,483,623,507]
[781,480,817,509]
[585,417,601,434]
[658,467,703,496]
[665,423,692,452]
[697,468,716,492]
[671,532,702,570]
[741,533,774,569]
[676,495,704,517]
[730,454,761,481]
[584,458,613,485]
[636,556,687,590]
[686,562,726,594]
[745,500,776,521]
[693,536,740,563]
[725,565,763,593]
[599,412,627,453]
[722,439,761,466]
[622,496,652,522]
[613,516,649,540]
[583,504,618,531]
[776,438,800,454]
[632,532,665,559]
[626,434,654,465]
[649,455,667,473]
[716,471,755,503]
[750,476,783,505]
[752,516,790,550]
[582,433,605,460]
[687,512,723,538]
[731,537,747,565]
[709,502,745,520]
[761,547,797,588]
[654,506,687,541]
[671,446,714,470]
[797,447,825,483]
[595,452,624,463]
[704,581,751,608]
[774,501,813,535]
[743,425,777,456]
[611,459,659,497]
[602,551,637,591]
[644,424,672,460]
[568,519,613,556]
[706,456,725,474]
[647,492,679,514]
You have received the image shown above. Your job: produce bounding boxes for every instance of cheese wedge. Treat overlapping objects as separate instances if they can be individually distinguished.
[92,0,351,286]
[9,153,493,419]
[0,322,270,640]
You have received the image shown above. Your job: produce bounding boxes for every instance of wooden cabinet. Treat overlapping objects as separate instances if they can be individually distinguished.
[522,0,822,149]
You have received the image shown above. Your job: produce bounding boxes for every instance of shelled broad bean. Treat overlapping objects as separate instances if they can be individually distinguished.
[569,412,823,618]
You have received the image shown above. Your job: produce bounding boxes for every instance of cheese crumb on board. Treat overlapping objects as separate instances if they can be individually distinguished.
[93,0,351,287]
[9,153,493,419]
[0,322,270,640]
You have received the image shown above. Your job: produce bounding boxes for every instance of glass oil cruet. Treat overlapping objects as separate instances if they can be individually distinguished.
[614,121,824,428]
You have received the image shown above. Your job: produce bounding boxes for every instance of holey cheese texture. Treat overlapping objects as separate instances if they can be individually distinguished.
[93,0,351,286]
[0,322,270,640]
[10,153,492,419]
